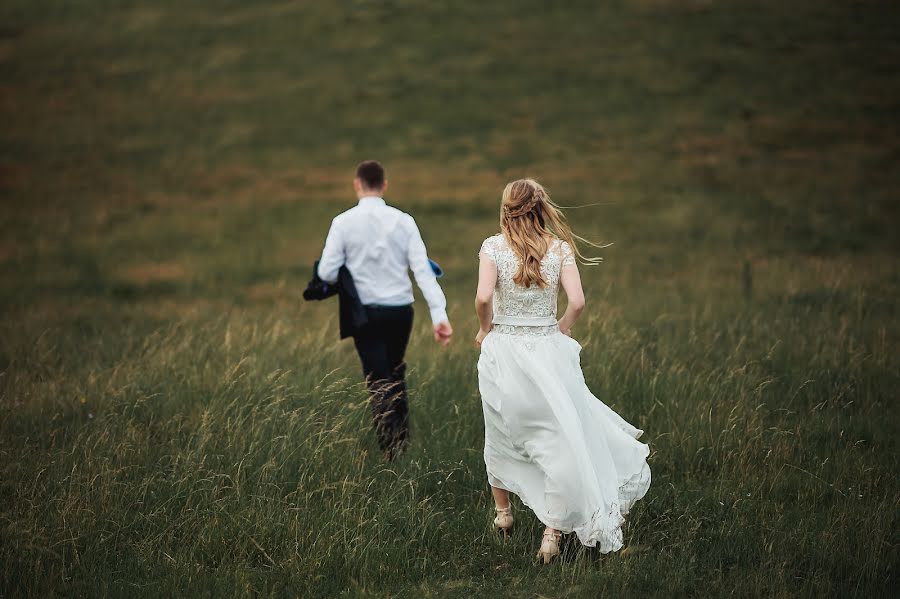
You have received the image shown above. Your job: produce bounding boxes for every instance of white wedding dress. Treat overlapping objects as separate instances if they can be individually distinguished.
[477,233,651,552]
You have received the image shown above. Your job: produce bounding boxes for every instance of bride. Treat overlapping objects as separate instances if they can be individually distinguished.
[474,178,651,564]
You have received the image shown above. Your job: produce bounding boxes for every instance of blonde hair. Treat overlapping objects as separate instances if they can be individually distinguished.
[500,178,602,288]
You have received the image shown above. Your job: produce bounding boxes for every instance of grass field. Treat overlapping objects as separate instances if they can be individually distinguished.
[1,0,899,596]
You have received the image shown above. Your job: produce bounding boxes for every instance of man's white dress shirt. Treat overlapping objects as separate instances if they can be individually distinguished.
[317,196,449,325]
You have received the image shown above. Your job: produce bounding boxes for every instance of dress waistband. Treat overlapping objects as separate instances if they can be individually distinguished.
[492,314,558,327]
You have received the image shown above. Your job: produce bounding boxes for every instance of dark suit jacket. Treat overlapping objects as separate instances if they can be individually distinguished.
[303,260,368,339]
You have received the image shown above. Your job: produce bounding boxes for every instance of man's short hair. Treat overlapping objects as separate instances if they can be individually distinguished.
[356,160,385,190]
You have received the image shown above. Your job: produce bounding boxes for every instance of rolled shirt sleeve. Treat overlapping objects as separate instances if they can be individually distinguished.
[405,216,448,324]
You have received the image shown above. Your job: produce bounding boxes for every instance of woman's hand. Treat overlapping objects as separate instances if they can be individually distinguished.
[475,328,492,347]
[558,322,572,337]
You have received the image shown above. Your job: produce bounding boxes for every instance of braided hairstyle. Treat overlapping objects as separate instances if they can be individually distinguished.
[500,178,601,287]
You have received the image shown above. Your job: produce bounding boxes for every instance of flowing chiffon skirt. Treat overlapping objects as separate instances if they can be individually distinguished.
[477,330,651,552]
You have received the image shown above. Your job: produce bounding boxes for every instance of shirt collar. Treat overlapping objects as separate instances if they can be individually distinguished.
[358,196,386,208]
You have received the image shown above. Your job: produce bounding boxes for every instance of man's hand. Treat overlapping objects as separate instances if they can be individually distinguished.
[433,321,453,346]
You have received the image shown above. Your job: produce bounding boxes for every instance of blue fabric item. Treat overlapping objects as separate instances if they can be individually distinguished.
[429,259,444,278]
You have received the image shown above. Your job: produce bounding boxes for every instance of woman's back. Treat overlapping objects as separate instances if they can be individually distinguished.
[479,233,575,336]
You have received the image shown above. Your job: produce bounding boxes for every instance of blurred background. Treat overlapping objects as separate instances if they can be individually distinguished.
[2,1,898,597]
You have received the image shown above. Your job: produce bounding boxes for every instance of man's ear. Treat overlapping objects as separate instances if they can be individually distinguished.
[352,177,362,193]
[381,180,389,194]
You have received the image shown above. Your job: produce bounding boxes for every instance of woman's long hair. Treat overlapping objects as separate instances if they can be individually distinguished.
[500,178,603,288]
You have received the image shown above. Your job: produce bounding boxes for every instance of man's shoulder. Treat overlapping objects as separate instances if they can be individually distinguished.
[378,204,417,230]
[332,202,411,220]
[331,205,358,223]
[396,207,418,224]
[330,204,371,228]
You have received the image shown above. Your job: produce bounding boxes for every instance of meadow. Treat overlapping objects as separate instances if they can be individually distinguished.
[1,0,898,596]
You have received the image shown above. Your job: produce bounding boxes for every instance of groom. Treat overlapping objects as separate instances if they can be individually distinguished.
[317,160,453,460]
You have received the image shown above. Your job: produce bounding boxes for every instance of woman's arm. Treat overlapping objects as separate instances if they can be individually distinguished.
[558,262,585,336]
[474,253,497,345]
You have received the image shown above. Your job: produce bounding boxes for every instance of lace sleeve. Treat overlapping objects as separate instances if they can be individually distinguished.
[479,236,496,262]
[561,240,576,267]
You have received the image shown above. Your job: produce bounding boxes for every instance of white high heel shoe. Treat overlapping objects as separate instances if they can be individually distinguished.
[536,529,561,564]
[493,505,514,538]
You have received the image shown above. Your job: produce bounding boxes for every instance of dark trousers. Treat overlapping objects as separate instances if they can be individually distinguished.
[352,304,414,459]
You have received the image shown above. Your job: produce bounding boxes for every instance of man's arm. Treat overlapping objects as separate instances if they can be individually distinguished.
[406,216,452,344]
[316,218,344,283]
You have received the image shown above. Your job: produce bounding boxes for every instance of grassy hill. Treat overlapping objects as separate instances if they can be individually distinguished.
[1,1,898,596]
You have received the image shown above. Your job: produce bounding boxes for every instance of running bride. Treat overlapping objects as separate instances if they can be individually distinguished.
[474,178,651,564]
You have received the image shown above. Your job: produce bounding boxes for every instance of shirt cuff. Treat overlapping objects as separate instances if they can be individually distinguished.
[429,306,449,325]
[316,262,336,284]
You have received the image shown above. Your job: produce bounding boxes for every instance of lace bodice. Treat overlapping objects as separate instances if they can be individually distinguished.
[479,233,576,336]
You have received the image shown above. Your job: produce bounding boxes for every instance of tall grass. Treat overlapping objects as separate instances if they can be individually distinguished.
[2,291,896,596]
[1,0,898,596]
